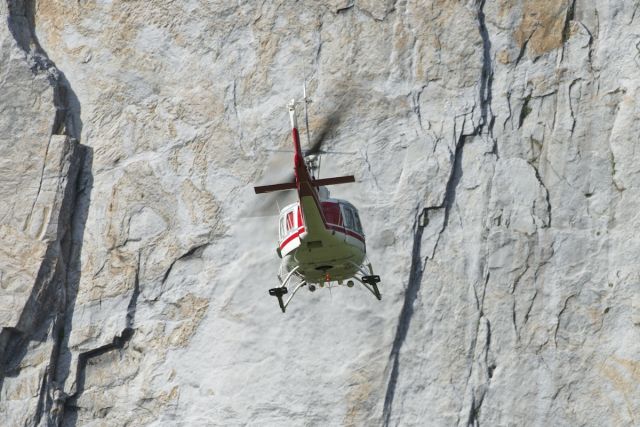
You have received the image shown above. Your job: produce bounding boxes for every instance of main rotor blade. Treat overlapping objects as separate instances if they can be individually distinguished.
[266,148,355,155]
[238,183,297,218]
[312,175,355,186]
[306,110,343,156]
[254,182,297,194]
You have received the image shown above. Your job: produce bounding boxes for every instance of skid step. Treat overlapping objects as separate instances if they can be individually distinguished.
[361,275,382,300]
[269,287,288,313]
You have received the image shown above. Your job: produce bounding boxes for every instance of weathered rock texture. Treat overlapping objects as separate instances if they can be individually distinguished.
[1,0,639,425]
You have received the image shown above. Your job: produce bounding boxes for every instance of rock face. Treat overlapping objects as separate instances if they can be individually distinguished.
[1,0,639,425]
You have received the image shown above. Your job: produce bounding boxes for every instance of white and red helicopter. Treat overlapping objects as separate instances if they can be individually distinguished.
[254,90,382,313]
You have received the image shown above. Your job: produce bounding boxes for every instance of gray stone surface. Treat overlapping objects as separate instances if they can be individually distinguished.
[1,0,639,425]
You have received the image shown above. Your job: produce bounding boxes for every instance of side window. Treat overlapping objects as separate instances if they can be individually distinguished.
[279,215,286,240]
[297,207,303,228]
[286,211,294,231]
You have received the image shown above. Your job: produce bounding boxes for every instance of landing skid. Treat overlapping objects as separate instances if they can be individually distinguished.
[348,261,382,301]
[269,265,308,313]
[268,261,382,313]
[357,275,382,300]
[269,281,309,313]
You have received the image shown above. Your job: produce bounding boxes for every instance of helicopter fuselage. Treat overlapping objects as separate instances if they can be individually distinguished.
[277,100,366,284]
[278,195,366,284]
[254,97,381,312]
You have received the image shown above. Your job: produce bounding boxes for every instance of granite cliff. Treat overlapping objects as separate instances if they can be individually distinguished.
[1,0,639,425]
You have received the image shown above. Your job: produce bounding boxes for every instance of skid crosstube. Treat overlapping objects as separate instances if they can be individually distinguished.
[269,262,382,313]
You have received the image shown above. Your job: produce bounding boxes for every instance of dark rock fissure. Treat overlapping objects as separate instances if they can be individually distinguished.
[161,243,209,285]
[0,142,84,424]
[335,2,354,15]
[382,128,468,424]
[462,4,499,422]
[43,145,86,426]
[554,294,575,347]
[62,327,135,422]
[34,370,49,424]
[61,250,139,425]
[562,0,577,44]
[515,31,534,66]
[362,148,382,190]
[466,395,481,427]
[464,313,492,427]
[443,132,468,229]
[529,162,552,227]
[382,0,498,419]
[2,2,90,425]
[334,1,395,21]
[477,0,494,136]
[523,289,538,326]
[381,210,425,426]
[127,252,142,329]
[49,147,93,426]
[411,85,427,131]
[519,95,532,128]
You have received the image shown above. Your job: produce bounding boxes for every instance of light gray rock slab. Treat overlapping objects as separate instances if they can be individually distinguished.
[0,1,639,426]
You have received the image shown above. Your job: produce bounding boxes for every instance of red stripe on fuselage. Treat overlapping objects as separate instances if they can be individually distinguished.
[279,225,365,251]
[280,227,305,250]
[327,224,366,243]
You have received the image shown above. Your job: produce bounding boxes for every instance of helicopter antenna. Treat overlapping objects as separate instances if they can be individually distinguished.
[303,81,311,148]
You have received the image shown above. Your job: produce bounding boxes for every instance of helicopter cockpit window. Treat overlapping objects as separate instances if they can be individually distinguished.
[322,202,342,225]
[353,210,363,235]
[342,205,355,231]
[340,204,363,235]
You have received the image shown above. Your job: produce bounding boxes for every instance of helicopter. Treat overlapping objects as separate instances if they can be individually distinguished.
[254,88,382,313]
